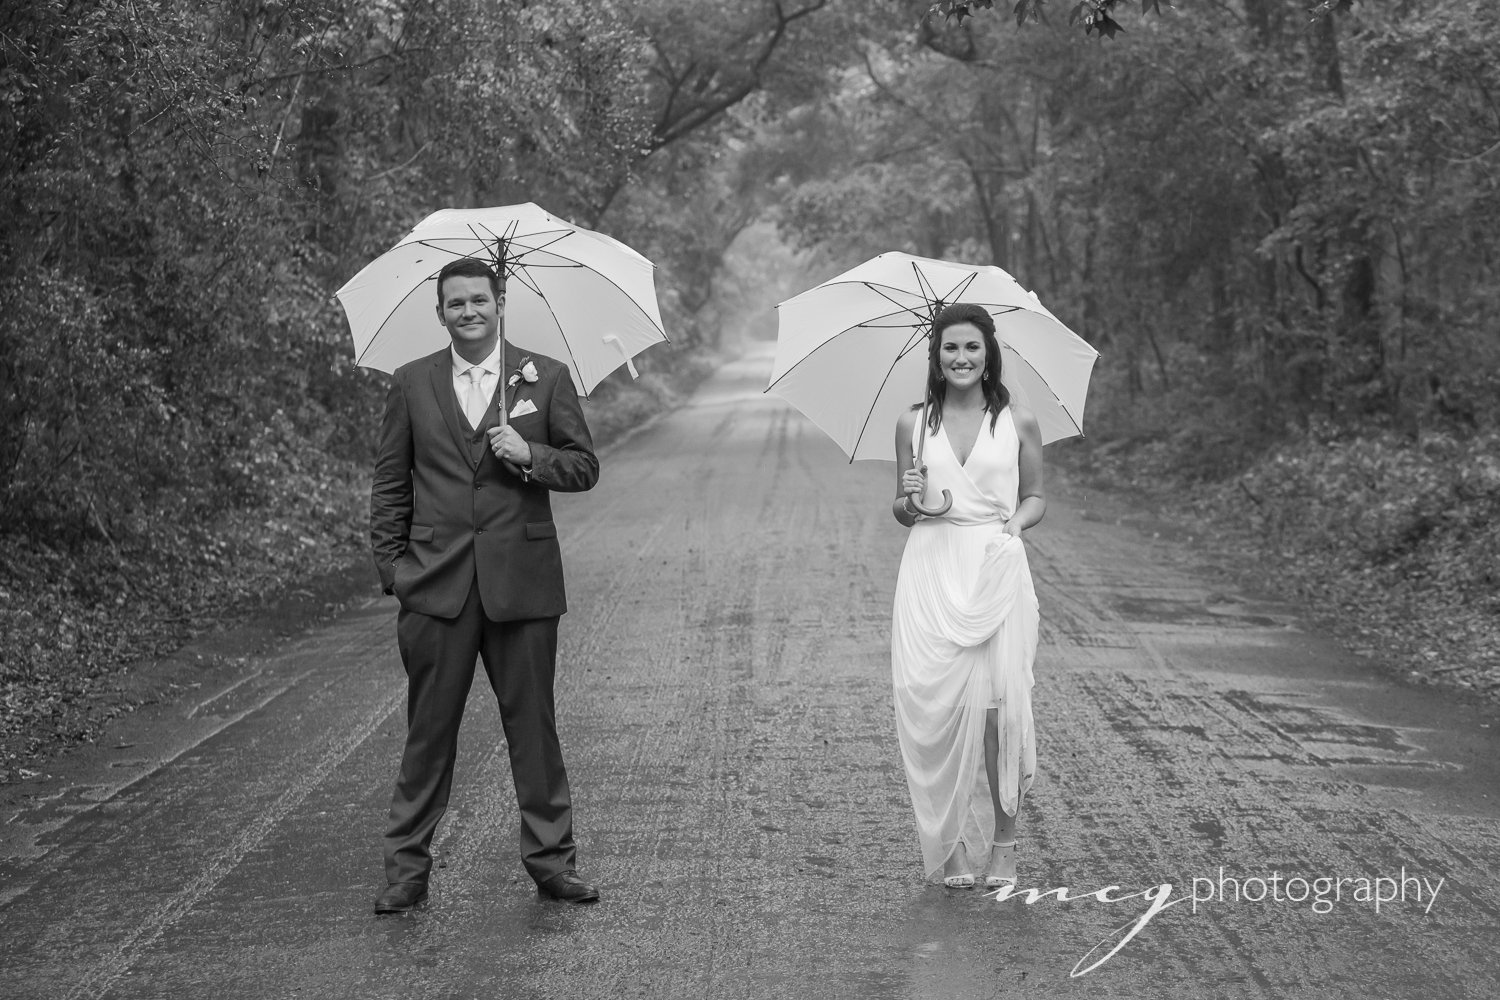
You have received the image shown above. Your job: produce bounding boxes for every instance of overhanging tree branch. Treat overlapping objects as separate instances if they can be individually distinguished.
[647,0,829,151]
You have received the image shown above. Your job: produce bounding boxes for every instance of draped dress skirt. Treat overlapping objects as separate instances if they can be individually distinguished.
[891,406,1040,882]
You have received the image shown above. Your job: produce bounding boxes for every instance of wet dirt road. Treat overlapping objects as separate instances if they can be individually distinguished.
[3,342,1498,999]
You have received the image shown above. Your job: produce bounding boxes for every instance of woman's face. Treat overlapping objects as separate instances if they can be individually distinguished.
[938,322,987,391]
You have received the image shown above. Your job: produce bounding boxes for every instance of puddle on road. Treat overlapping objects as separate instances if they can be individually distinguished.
[1189,817,1228,849]
[1114,595,1282,629]
[1083,672,1478,813]
[1214,687,1476,802]
[1222,690,1422,755]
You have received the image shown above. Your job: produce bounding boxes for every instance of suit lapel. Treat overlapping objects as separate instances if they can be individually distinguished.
[428,353,477,470]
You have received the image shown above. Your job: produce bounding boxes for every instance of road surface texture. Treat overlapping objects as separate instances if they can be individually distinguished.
[3,343,1498,999]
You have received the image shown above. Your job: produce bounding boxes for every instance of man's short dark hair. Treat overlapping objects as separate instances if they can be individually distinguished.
[436,258,503,304]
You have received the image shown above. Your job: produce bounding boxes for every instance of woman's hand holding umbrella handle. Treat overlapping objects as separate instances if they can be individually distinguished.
[903,465,953,518]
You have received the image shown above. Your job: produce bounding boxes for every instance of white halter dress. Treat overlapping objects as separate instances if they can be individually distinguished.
[891,405,1040,882]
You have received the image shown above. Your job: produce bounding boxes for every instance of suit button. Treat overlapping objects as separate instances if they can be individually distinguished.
[475,528,484,534]
[475,484,483,490]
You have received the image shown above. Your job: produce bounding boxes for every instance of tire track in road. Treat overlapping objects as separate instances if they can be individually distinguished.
[62,684,406,1000]
[0,611,396,899]
[559,520,670,679]
[0,607,408,999]
[0,666,312,908]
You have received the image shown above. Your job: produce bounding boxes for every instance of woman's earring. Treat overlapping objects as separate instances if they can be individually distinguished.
[982,371,989,381]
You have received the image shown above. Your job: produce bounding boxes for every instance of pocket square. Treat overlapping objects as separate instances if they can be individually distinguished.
[509,398,538,418]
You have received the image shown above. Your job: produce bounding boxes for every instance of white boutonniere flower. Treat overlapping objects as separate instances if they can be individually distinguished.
[506,357,539,390]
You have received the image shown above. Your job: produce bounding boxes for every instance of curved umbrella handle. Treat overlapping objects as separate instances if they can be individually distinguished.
[909,488,953,517]
[906,462,952,517]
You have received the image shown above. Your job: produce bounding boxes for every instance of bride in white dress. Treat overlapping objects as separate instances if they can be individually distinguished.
[891,302,1046,888]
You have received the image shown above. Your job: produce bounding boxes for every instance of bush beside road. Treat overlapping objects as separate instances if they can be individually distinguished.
[1057,428,1500,703]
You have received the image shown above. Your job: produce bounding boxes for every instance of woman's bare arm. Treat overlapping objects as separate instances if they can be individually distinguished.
[893,409,923,527]
[1006,405,1046,536]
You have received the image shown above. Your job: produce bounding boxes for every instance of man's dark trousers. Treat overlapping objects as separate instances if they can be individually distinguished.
[384,582,573,885]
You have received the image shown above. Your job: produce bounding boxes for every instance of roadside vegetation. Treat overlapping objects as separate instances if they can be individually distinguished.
[1068,376,1500,697]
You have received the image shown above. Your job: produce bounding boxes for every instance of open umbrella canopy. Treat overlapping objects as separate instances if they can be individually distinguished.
[767,253,1099,462]
[337,202,666,395]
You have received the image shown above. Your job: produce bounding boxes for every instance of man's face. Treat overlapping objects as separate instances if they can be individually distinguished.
[436,275,503,346]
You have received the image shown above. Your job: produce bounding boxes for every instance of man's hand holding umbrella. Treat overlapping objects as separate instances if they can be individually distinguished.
[488,425,532,470]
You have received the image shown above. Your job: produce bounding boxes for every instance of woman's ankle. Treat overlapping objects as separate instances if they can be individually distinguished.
[985,841,1018,884]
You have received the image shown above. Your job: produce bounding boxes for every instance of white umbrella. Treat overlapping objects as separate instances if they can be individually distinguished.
[337,202,666,395]
[767,253,1099,511]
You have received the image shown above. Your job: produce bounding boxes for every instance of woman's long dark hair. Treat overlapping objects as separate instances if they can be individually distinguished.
[921,302,1008,433]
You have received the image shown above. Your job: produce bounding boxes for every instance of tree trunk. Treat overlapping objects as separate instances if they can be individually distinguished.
[969,166,1009,270]
[1243,0,1287,47]
[1309,10,1382,401]
[1209,259,1234,354]
[1308,12,1344,99]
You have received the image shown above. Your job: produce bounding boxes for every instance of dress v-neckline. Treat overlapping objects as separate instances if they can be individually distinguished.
[940,409,988,469]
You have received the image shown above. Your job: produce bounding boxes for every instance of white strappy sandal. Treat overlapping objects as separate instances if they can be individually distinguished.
[984,840,1018,888]
[943,845,976,887]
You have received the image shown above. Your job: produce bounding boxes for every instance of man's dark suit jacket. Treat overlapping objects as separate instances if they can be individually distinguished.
[369,342,599,621]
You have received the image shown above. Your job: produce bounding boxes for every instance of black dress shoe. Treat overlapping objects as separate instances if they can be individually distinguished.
[374,881,428,914]
[536,871,600,904]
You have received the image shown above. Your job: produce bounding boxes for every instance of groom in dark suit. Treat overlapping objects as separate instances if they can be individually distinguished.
[369,257,600,912]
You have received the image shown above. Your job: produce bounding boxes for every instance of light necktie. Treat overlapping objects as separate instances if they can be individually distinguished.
[464,367,486,428]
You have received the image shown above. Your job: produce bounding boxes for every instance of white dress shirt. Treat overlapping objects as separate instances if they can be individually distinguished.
[450,342,502,430]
